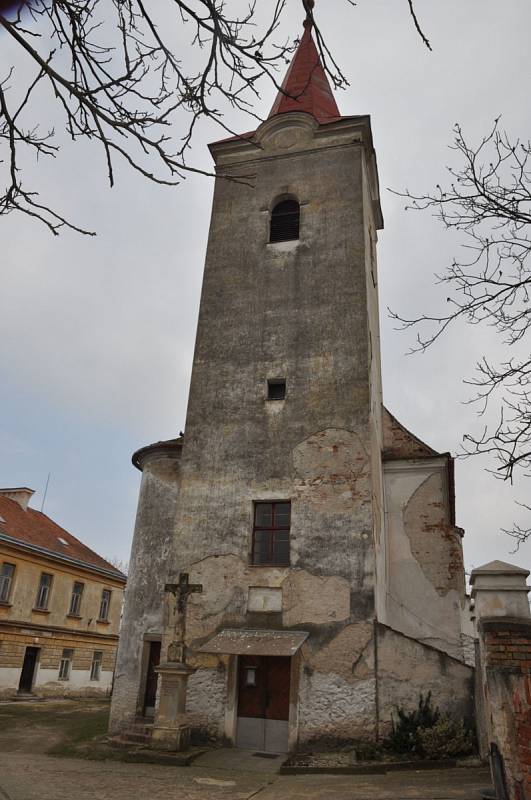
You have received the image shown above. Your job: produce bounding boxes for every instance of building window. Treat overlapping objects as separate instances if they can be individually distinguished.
[58,648,74,680]
[252,501,291,566]
[270,199,300,243]
[90,651,103,681]
[267,379,286,401]
[99,589,111,621]
[68,581,84,616]
[0,563,15,603]
[35,573,52,610]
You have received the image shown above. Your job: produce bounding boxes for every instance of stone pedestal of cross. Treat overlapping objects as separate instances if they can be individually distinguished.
[152,573,203,752]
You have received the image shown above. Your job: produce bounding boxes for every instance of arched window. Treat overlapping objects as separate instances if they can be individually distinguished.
[270,199,300,243]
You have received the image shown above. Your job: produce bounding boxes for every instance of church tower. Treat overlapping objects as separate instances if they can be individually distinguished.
[110,19,473,754]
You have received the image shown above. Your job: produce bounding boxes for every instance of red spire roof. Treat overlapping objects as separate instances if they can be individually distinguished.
[268,20,341,124]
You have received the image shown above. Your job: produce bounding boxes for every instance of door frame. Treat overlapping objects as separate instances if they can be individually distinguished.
[225,650,301,752]
[136,634,161,717]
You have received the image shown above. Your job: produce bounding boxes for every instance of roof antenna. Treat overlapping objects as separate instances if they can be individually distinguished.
[41,473,51,513]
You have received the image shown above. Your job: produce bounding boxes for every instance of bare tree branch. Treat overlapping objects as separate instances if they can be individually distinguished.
[0,0,433,234]
[406,0,431,50]
[391,119,531,544]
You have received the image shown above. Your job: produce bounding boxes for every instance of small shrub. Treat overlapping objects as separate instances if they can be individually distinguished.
[418,717,474,759]
[353,739,381,761]
[385,692,440,755]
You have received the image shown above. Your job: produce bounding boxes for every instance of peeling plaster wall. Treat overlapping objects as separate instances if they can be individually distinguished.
[299,671,376,743]
[109,451,181,733]
[377,625,474,730]
[299,622,376,746]
[297,621,376,744]
[186,664,227,736]
[383,459,466,660]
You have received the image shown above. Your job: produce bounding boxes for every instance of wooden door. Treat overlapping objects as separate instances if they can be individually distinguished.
[236,656,291,752]
[143,641,161,716]
[18,647,39,693]
[265,657,290,721]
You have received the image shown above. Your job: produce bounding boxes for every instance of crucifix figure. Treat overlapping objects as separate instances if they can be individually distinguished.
[164,573,202,665]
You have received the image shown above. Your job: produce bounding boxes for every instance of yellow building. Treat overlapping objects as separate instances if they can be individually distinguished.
[0,487,126,698]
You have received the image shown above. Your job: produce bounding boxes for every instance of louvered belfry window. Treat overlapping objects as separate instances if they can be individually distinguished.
[270,199,300,243]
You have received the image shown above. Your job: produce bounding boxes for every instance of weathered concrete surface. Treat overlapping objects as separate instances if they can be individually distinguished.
[0,752,492,800]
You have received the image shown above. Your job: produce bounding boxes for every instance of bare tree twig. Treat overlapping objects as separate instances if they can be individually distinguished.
[1,0,433,234]
[391,119,531,544]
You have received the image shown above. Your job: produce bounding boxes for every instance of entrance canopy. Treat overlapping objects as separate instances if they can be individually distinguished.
[198,629,308,657]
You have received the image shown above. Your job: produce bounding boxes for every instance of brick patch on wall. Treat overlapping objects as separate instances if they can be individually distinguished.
[480,618,531,800]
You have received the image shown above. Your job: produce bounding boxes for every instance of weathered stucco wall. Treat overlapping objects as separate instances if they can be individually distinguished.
[109,445,181,732]
[383,457,466,659]
[180,552,377,743]
[186,660,228,741]
[298,620,376,744]
[377,624,475,730]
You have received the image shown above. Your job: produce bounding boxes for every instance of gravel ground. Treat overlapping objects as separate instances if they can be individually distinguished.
[0,700,493,800]
[0,753,493,800]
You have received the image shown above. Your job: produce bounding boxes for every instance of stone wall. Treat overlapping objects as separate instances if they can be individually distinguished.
[186,661,228,740]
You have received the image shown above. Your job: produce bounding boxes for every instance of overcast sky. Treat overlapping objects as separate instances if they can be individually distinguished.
[1,0,530,579]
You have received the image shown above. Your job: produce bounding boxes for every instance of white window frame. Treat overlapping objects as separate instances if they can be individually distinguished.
[58,648,74,680]
[99,589,111,621]
[35,573,52,610]
[90,651,103,681]
[68,581,84,616]
[0,563,15,603]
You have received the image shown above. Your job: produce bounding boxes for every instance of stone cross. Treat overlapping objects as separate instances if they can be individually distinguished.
[164,573,202,664]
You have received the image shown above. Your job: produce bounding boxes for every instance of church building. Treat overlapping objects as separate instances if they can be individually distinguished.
[109,19,474,754]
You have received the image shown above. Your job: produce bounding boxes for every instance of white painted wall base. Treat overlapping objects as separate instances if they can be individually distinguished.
[0,665,113,696]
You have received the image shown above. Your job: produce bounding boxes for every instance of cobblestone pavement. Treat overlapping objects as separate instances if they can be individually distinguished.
[0,752,492,800]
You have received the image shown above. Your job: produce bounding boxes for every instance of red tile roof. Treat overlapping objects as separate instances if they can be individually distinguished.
[268,20,341,124]
[0,495,126,580]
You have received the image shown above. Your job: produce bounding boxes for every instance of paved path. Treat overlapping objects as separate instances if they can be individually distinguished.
[0,752,492,800]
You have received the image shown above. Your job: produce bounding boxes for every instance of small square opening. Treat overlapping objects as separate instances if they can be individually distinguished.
[267,379,286,401]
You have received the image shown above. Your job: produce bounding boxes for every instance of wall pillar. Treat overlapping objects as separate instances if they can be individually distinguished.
[471,560,531,800]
